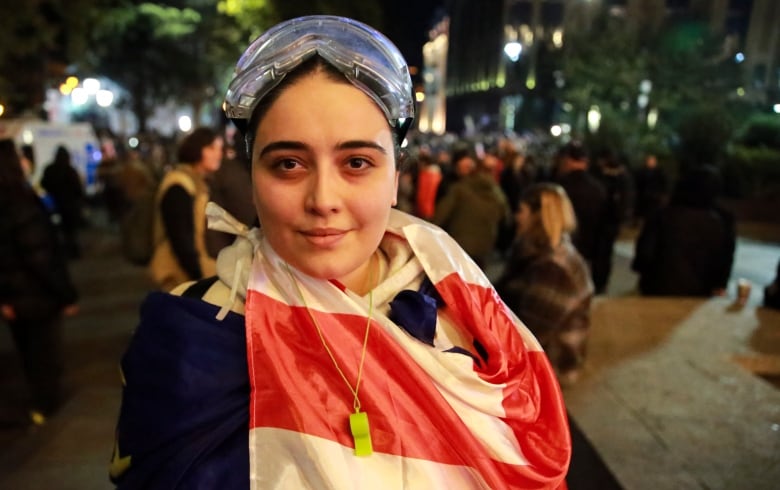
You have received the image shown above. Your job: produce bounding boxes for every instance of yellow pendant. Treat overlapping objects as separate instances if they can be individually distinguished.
[349,411,373,456]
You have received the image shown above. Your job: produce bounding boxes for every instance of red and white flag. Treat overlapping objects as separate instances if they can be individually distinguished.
[245,210,570,489]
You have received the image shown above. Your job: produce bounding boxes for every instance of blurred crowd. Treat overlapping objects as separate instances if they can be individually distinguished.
[87,127,760,382]
[3,124,780,425]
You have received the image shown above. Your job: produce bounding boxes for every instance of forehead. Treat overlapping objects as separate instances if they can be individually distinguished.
[253,72,393,145]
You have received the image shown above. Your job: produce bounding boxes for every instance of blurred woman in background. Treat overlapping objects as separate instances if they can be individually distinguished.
[496,183,593,384]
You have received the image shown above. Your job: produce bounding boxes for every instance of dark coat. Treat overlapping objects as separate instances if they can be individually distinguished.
[632,205,736,296]
[432,172,509,266]
[40,159,85,231]
[556,169,608,264]
[0,185,78,313]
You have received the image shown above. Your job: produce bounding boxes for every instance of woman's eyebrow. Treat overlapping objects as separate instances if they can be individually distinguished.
[336,140,388,154]
[258,140,308,158]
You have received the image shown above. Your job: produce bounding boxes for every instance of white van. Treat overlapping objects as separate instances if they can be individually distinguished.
[0,119,102,195]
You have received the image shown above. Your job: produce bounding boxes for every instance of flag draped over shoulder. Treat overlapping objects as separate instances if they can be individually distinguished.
[110,294,250,490]
[244,210,570,489]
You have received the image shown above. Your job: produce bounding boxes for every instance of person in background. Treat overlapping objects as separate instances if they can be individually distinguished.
[111,16,570,489]
[433,153,510,269]
[764,258,780,310]
[591,149,633,294]
[40,145,86,259]
[633,152,667,225]
[554,141,609,293]
[495,183,593,385]
[205,139,256,257]
[414,151,441,220]
[632,164,735,296]
[497,146,537,254]
[19,144,36,181]
[0,139,79,426]
[148,127,222,291]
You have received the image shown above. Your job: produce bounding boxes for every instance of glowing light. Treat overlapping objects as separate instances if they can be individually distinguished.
[526,74,536,90]
[773,104,780,114]
[0,104,4,117]
[96,89,114,107]
[178,115,192,132]
[637,93,649,109]
[415,91,425,102]
[735,52,745,63]
[737,87,746,97]
[128,137,139,148]
[550,125,562,137]
[65,76,79,88]
[587,105,601,133]
[71,87,88,106]
[647,108,659,129]
[83,78,100,94]
[639,79,652,94]
[23,129,34,144]
[552,29,564,48]
[503,42,523,62]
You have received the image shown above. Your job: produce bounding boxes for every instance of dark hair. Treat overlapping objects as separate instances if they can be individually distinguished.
[557,140,587,161]
[53,145,71,166]
[671,164,722,208]
[242,55,402,166]
[0,139,26,186]
[177,127,219,164]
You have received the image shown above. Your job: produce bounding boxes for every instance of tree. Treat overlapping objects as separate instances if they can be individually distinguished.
[87,2,217,132]
[0,0,100,117]
[558,6,742,162]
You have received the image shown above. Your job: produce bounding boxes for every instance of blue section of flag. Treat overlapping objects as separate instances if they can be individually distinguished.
[111,292,249,490]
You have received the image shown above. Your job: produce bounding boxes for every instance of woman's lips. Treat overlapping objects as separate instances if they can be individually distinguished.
[300,228,347,247]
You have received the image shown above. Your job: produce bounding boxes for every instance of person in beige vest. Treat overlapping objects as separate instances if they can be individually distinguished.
[149,127,222,291]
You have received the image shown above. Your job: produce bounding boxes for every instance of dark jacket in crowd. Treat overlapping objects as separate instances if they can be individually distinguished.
[206,157,256,257]
[632,166,736,296]
[0,184,78,313]
[633,164,668,220]
[556,169,608,266]
[433,171,509,268]
[40,147,86,232]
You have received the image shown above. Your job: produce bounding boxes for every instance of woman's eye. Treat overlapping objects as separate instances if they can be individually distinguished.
[346,157,371,170]
[275,158,301,171]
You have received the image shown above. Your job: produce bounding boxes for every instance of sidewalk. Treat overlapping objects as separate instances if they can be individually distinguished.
[0,218,778,489]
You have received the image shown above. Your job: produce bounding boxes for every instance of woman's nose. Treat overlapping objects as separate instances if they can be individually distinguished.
[305,166,342,215]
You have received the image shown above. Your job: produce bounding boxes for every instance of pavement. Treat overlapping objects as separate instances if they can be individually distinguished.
[0,212,779,489]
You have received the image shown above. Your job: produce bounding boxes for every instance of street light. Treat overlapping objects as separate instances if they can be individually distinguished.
[587,105,601,133]
[504,41,523,62]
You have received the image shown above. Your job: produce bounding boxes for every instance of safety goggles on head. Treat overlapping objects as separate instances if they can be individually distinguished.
[224,15,415,142]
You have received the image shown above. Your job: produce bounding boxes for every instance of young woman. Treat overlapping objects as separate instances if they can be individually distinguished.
[495,183,594,384]
[112,16,570,489]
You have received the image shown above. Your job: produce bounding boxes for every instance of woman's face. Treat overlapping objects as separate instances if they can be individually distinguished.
[515,202,534,235]
[251,71,398,292]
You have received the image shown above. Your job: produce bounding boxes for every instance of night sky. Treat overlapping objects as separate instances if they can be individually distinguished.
[379,0,446,71]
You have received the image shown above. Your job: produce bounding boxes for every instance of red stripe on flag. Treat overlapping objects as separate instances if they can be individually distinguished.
[245,274,569,488]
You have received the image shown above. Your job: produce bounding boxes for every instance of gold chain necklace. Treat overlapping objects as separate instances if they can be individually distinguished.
[283,256,376,457]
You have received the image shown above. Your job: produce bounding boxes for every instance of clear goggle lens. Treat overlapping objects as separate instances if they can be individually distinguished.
[224,16,414,138]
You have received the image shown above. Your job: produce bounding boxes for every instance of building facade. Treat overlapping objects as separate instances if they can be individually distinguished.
[419,0,775,136]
